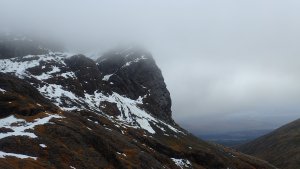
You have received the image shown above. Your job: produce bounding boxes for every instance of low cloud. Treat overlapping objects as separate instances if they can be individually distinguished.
[1,0,300,133]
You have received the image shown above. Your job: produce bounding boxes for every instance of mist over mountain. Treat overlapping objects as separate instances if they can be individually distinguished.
[0,34,278,169]
[1,1,300,134]
[0,1,299,168]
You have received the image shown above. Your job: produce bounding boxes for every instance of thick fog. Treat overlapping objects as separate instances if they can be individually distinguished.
[1,0,300,134]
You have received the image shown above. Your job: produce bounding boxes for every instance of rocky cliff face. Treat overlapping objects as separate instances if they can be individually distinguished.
[97,47,173,123]
[0,36,277,169]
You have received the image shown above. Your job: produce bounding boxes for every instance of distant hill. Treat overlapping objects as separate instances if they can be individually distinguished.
[238,119,300,169]
[199,129,273,147]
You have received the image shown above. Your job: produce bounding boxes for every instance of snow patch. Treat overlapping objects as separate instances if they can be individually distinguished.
[0,88,6,93]
[102,74,113,81]
[61,72,76,79]
[48,66,60,74]
[122,55,147,68]
[171,158,192,169]
[94,92,183,134]
[39,144,47,148]
[0,151,37,160]
[38,84,79,109]
[136,118,155,134]
[33,73,52,80]
[32,66,61,80]
[0,114,63,139]
[0,53,66,78]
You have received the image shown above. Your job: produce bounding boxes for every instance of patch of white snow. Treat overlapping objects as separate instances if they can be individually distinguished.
[102,74,113,81]
[0,151,37,160]
[171,158,192,169]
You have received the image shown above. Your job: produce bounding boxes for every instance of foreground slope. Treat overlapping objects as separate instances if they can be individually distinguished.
[238,119,300,169]
[0,36,276,168]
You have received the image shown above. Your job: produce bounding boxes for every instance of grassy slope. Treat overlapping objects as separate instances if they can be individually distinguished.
[238,119,300,169]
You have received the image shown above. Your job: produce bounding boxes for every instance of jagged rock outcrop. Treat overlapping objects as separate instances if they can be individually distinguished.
[65,54,104,96]
[97,47,173,123]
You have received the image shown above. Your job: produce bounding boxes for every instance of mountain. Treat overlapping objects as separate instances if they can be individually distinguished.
[238,119,300,169]
[0,35,276,169]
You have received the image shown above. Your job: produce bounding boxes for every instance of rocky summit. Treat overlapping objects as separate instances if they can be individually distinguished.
[0,36,277,169]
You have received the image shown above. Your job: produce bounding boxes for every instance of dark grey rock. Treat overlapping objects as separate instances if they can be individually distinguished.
[97,47,173,123]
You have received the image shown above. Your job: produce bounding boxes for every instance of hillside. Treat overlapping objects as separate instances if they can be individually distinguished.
[238,119,300,169]
[0,35,277,169]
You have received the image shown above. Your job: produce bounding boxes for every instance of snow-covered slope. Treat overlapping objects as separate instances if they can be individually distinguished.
[0,52,182,135]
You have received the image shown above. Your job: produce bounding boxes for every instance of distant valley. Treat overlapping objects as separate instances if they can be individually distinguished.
[198,129,274,147]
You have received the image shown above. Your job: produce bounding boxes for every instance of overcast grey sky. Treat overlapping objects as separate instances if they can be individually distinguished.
[1,0,300,134]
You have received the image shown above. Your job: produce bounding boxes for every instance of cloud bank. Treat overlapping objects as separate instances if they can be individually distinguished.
[1,0,300,133]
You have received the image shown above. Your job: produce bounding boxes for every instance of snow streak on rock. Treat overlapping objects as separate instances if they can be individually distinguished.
[0,88,6,93]
[0,53,72,79]
[102,74,113,81]
[0,114,63,139]
[171,158,192,169]
[0,151,37,160]
[122,55,147,68]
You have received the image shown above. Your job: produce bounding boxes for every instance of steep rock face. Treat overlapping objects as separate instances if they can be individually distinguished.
[64,54,104,96]
[238,119,300,169]
[97,47,173,123]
